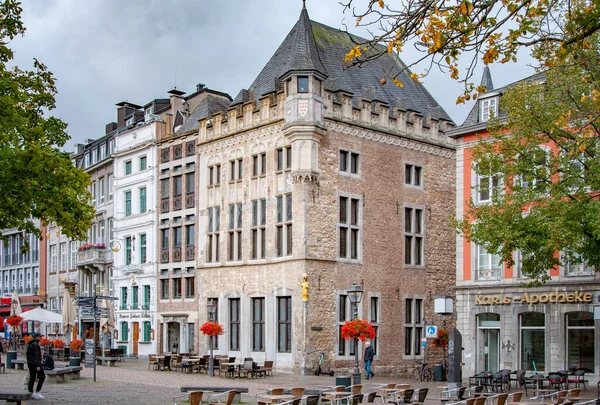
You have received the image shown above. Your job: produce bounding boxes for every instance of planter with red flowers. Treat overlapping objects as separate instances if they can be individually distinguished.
[341,319,377,342]
[200,321,224,377]
[52,338,66,349]
[431,329,449,350]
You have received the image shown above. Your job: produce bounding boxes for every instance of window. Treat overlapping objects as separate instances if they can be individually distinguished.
[405,164,423,187]
[173,227,182,248]
[475,243,502,280]
[520,312,545,371]
[84,153,90,168]
[143,321,151,342]
[566,311,594,371]
[208,164,221,186]
[337,294,355,356]
[91,181,97,205]
[276,193,293,257]
[251,199,267,259]
[92,149,98,165]
[108,174,114,200]
[277,296,292,352]
[480,97,498,122]
[139,155,147,171]
[229,158,243,181]
[99,177,105,204]
[186,224,195,248]
[186,172,195,195]
[161,228,169,250]
[475,169,502,203]
[50,245,58,273]
[338,195,361,260]
[173,277,181,299]
[339,150,360,175]
[228,203,243,261]
[276,146,292,171]
[229,298,240,351]
[518,147,549,191]
[297,76,309,93]
[207,206,220,263]
[370,296,380,355]
[139,233,147,264]
[404,206,424,266]
[121,287,128,310]
[161,278,169,299]
[563,251,594,275]
[404,298,424,357]
[252,297,265,351]
[125,236,132,265]
[173,176,182,197]
[138,187,147,213]
[59,242,68,271]
[252,153,267,177]
[207,298,219,350]
[185,276,194,298]
[124,191,132,216]
[120,322,128,342]
[70,241,79,269]
[100,144,107,160]
[125,160,132,175]
[131,285,139,310]
[143,285,150,309]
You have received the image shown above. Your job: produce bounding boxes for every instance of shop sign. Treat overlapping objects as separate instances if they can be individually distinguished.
[475,290,593,306]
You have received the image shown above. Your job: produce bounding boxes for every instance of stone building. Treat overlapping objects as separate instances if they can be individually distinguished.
[448,68,600,378]
[182,5,456,375]
[155,86,231,354]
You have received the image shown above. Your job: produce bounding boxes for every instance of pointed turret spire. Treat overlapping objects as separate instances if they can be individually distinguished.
[279,4,327,78]
[480,66,494,92]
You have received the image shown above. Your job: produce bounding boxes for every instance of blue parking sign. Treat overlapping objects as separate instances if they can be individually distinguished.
[425,325,438,338]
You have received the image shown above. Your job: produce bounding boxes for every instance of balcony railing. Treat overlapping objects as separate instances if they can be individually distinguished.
[185,246,195,261]
[78,247,111,266]
[186,193,195,209]
[160,249,169,264]
[173,195,182,211]
[173,247,182,262]
[161,198,169,213]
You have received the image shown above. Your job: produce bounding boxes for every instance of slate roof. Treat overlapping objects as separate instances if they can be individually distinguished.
[243,8,453,122]
[176,95,232,134]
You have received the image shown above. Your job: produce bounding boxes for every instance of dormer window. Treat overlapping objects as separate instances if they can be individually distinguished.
[297,76,309,93]
[480,97,498,122]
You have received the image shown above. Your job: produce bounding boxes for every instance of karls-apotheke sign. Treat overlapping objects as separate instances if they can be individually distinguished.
[475,290,593,306]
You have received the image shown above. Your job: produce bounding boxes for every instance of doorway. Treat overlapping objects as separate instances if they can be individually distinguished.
[477,313,500,372]
[132,322,139,356]
[167,322,180,353]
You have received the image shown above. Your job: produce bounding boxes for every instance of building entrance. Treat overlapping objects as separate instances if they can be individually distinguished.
[477,313,500,372]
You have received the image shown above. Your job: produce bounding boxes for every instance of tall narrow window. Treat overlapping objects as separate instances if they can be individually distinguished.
[252,153,267,177]
[173,227,182,248]
[139,187,147,213]
[125,236,132,265]
[338,195,361,260]
[228,203,243,261]
[121,322,128,341]
[161,278,169,299]
[124,191,132,216]
[339,150,361,175]
[143,321,151,342]
[125,160,132,175]
[404,206,424,266]
[185,276,195,298]
[251,199,267,259]
[139,155,147,171]
[370,296,380,355]
[337,294,354,356]
[276,194,293,257]
[252,297,265,351]
[121,286,128,310]
[520,312,545,371]
[277,296,292,352]
[139,233,147,264]
[186,172,195,194]
[404,298,424,356]
[207,206,220,262]
[229,298,240,351]
[131,285,139,310]
[405,164,423,187]
[276,146,292,171]
[207,298,219,350]
[143,285,150,309]
[208,164,221,186]
[99,177,105,204]
[230,158,243,181]
[297,76,309,93]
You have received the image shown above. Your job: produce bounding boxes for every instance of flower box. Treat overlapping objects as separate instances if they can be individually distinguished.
[341,319,377,342]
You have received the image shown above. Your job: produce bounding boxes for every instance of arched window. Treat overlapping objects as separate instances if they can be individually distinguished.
[520,312,545,371]
[566,311,594,371]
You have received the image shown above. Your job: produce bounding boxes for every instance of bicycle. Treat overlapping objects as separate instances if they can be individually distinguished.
[413,359,432,381]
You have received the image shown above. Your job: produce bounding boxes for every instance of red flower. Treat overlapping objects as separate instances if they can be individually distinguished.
[6,315,23,328]
[23,335,32,344]
[52,338,66,349]
[70,339,83,351]
[200,321,225,337]
[341,319,377,342]
[432,329,449,349]
[39,337,52,346]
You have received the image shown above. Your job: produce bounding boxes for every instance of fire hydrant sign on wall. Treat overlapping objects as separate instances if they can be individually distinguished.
[425,325,438,338]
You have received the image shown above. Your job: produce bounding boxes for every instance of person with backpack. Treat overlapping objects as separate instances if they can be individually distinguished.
[26,332,46,399]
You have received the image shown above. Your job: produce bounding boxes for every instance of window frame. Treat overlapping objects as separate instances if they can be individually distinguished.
[277,296,292,353]
[337,193,362,262]
[227,203,243,262]
[403,297,424,358]
[252,297,265,351]
[124,160,132,175]
[339,149,361,177]
[480,96,498,122]
[275,193,293,257]
[404,163,424,188]
[251,199,267,260]
[229,298,240,351]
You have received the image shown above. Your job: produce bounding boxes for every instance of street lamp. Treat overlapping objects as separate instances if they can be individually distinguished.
[347,282,363,385]
[207,300,217,377]
[11,299,18,351]
[434,295,454,381]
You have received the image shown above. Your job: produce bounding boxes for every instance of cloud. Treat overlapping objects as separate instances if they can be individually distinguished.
[10,0,535,149]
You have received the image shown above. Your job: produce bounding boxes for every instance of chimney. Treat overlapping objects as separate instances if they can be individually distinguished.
[105,122,117,135]
[116,101,141,128]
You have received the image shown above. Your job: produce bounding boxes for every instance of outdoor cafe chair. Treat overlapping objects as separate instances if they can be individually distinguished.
[173,390,203,405]
[305,396,320,405]
[483,393,507,405]
[158,355,172,371]
[411,388,429,405]
[567,370,587,390]
[208,390,238,405]
[447,398,476,405]
[506,392,523,403]
[289,388,305,399]
[277,399,302,405]
[441,386,467,403]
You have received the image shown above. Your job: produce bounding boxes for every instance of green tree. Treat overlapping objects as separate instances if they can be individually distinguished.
[453,43,600,284]
[340,0,600,100]
[0,0,93,244]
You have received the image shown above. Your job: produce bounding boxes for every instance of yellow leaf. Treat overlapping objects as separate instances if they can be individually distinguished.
[393,78,404,88]
[581,95,589,103]
[378,0,385,8]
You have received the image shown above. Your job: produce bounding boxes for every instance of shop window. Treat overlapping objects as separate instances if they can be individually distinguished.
[520,312,545,372]
[566,311,594,371]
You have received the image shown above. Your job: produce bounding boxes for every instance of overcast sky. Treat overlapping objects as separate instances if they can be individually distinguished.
[11,0,537,150]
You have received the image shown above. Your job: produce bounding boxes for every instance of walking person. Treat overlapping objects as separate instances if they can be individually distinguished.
[363,341,375,380]
[26,332,46,399]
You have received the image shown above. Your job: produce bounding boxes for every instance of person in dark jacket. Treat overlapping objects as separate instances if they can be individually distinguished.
[363,341,375,379]
[42,352,55,370]
[26,332,45,399]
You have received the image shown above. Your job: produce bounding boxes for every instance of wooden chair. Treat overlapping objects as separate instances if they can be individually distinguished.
[321,386,347,405]
[257,388,285,405]
[173,390,204,405]
[258,360,273,376]
[290,388,305,399]
[148,354,158,370]
[565,388,580,403]
[506,392,523,403]
[400,389,415,404]
[208,390,238,405]
[349,385,362,395]
[473,397,486,405]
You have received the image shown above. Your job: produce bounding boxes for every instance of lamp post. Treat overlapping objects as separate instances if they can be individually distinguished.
[11,299,18,351]
[207,300,217,377]
[347,282,363,385]
[434,295,454,381]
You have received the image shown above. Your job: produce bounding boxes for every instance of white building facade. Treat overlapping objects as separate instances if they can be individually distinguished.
[112,116,159,356]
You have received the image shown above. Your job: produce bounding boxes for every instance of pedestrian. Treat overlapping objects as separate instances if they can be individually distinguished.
[25,332,45,399]
[363,341,375,380]
[42,351,55,370]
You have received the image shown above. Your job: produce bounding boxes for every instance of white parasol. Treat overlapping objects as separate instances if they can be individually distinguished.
[61,290,77,339]
[11,290,22,315]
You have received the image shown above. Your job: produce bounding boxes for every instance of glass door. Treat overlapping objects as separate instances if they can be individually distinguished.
[477,313,501,372]
[566,311,594,371]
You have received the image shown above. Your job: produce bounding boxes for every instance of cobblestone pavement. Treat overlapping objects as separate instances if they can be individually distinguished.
[0,358,598,405]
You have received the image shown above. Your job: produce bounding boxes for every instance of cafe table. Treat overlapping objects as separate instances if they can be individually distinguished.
[182,358,200,373]
[258,394,296,404]
[221,362,244,378]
